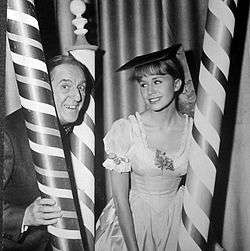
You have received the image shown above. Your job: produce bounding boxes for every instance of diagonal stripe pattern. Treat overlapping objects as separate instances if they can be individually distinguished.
[178,0,238,250]
[7,0,85,250]
[69,50,97,251]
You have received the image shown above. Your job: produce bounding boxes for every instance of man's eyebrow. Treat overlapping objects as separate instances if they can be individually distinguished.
[59,79,72,83]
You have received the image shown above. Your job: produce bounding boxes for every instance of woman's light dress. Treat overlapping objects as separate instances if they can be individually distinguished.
[96,113,193,251]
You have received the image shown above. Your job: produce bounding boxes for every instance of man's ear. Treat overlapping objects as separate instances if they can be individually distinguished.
[174,79,182,92]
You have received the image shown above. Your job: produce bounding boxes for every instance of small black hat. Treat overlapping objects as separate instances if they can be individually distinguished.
[116,44,181,72]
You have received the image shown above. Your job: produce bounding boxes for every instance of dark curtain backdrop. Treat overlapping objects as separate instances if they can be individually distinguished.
[96,0,208,210]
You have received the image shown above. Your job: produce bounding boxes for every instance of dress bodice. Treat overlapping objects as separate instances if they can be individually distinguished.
[103,112,192,197]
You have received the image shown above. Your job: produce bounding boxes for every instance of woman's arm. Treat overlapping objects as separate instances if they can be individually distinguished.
[110,170,139,251]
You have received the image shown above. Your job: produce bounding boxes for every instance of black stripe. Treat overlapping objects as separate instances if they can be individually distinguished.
[201,52,227,91]
[31,151,67,171]
[78,189,94,213]
[7,19,41,42]
[182,208,207,250]
[18,81,54,106]
[23,109,59,130]
[41,193,80,212]
[27,129,62,148]
[8,0,36,19]
[192,124,219,169]
[70,133,94,175]
[36,172,72,190]
[84,113,95,132]
[13,63,49,83]
[9,38,45,61]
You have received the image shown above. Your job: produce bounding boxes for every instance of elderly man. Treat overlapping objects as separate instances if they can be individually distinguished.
[2,55,94,251]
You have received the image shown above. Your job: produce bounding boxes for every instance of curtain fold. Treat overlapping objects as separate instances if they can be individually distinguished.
[97,0,207,202]
[221,3,250,250]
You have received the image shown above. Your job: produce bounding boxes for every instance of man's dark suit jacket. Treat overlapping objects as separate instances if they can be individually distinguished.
[3,109,51,251]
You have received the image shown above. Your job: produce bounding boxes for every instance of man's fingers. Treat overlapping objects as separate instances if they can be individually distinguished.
[39,205,61,213]
[37,198,57,206]
[42,211,63,220]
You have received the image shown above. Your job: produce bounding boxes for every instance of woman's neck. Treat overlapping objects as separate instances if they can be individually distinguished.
[143,104,180,129]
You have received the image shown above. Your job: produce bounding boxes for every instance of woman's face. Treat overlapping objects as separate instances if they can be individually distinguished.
[138,74,181,112]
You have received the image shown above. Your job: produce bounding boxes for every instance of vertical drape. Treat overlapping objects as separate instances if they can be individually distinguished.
[54,0,75,55]
[98,0,208,132]
[221,3,250,250]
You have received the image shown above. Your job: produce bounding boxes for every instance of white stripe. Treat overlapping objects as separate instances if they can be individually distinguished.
[20,97,56,116]
[183,189,210,240]
[203,31,230,77]
[48,225,81,239]
[7,9,39,29]
[199,63,226,112]
[194,106,220,154]
[11,52,47,72]
[34,165,69,178]
[79,201,95,235]
[189,138,217,194]
[28,140,64,158]
[16,73,51,90]
[61,211,77,219]
[71,153,95,200]
[178,222,201,251]
[209,0,236,35]
[37,182,73,199]
[25,121,60,137]
[7,32,43,50]
[86,96,95,122]
[73,124,95,153]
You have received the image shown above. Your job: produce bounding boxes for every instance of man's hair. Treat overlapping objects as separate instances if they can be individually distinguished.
[47,54,94,92]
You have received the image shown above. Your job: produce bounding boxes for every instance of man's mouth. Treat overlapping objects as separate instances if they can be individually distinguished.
[65,105,78,110]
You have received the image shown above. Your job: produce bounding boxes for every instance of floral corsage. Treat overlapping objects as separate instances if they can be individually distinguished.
[154,149,174,171]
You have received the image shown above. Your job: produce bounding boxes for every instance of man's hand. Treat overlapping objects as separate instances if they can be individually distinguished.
[23,197,62,226]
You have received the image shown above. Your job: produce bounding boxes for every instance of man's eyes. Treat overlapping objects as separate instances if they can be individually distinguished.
[78,85,86,91]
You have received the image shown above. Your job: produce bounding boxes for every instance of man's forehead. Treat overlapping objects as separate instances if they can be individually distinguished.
[50,63,86,80]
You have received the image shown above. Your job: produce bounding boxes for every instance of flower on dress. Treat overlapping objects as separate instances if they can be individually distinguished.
[107,153,129,165]
[154,149,174,171]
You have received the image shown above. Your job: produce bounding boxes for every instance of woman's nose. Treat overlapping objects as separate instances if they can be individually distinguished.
[147,83,155,94]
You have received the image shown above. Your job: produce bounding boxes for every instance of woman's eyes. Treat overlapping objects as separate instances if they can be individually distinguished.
[140,83,147,88]
[140,80,162,87]
[154,80,162,85]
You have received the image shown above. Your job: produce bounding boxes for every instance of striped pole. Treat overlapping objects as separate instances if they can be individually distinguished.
[67,0,97,250]
[7,0,85,250]
[178,0,238,250]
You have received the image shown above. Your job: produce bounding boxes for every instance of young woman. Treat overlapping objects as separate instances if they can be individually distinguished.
[96,44,194,251]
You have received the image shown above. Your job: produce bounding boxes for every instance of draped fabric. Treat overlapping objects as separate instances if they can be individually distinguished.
[97,0,208,132]
[220,3,250,250]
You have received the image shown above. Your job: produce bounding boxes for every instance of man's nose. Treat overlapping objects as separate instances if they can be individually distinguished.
[70,87,82,101]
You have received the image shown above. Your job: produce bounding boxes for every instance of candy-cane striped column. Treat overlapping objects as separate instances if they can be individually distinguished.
[7,0,85,250]
[69,48,96,251]
[65,1,97,249]
[178,0,238,250]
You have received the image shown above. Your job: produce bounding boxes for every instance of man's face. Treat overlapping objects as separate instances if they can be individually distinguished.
[50,63,86,125]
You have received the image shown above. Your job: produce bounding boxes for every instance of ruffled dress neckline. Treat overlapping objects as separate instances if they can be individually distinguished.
[134,112,189,159]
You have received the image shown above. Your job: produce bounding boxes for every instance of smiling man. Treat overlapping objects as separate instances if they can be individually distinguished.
[3,55,94,251]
